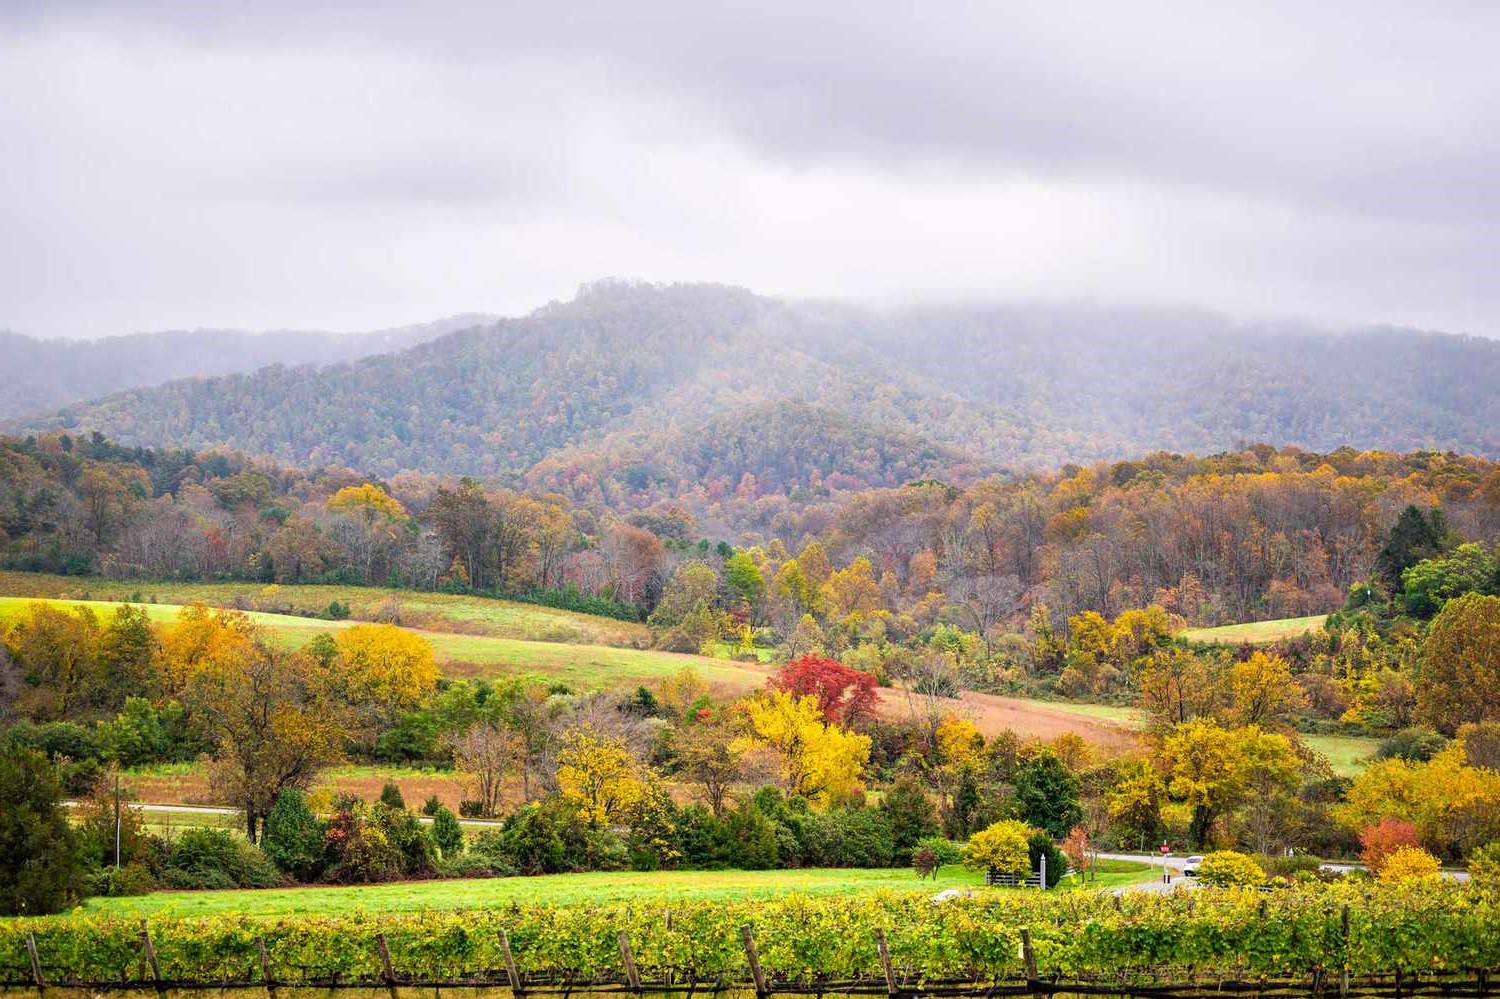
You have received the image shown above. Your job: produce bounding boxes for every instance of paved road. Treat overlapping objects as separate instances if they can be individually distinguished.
[1096,851,1469,886]
[64,799,507,828]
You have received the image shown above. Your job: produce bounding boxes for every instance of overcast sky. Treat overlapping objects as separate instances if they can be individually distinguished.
[4,1,1499,339]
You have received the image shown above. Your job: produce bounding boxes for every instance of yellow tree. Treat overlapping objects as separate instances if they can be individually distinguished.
[1226,651,1307,726]
[327,483,409,521]
[4,603,102,720]
[1136,646,1227,730]
[184,640,349,841]
[332,623,438,720]
[738,690,870,803]
[156,604,260,698]
[1158,719,1300,848]
[556,727,649,827]
[1417,593,1500,735]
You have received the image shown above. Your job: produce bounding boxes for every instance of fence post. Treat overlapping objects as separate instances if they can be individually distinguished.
[258,937,276,997]
[499,930,523,996]
[25,932,44,989]
[1020,927,1038,982]
[1039,855,1047,889]
[139,923,162,987]
[741,925,768,998]
[875,928,898,996]
[618,931,641,993]
[1339,906,1350,999]
[375,932,399,999]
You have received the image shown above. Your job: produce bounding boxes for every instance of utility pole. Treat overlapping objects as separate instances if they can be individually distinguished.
[114,767,122,870]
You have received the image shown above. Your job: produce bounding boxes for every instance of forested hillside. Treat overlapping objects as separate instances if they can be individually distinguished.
[0,315,490,420]
[18,282,1500,496]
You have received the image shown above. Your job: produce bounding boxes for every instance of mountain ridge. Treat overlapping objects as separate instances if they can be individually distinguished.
[14,282,1500,509]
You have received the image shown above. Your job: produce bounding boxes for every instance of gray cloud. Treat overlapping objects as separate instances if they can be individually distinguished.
[2,1,1498,338]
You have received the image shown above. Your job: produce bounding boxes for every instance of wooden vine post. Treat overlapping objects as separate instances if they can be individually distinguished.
[139,922,163,989]
[617,931,641,993]
[499,929,524,996]
[741,925,768,999]
[1020,927,1039,995]
[24,932,44,990]
[1339,905,1350,999]
[874,928,898,996]
[258,937,276,998]
[375,932,399,999]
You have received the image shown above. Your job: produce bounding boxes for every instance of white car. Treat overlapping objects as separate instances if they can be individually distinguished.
[1182,855,1205,877]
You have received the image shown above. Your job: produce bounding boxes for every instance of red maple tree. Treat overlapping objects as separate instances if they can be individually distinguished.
[769,654,880,726]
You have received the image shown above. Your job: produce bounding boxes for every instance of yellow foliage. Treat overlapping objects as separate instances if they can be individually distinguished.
[556,728,649,827]
[157,604,260,696]
[1377,845,1442,883]
[738,690,870,803]
[327,483,409,520]
[1337,745,1500,853]
[332,623,438,713]
[963,819,1033,876]
[935,714,985,769]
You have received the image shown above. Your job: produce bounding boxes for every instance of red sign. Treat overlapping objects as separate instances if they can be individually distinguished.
[1159,843,1170,854]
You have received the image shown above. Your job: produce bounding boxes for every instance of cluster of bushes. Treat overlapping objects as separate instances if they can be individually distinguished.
[2,700,204,791]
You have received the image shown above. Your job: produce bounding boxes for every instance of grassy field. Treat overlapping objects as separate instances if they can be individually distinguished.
[0,571,651,647]
[80,861,1155,917]
[0,595,764,694]
[1303,734,1379,777]
[1179,615,1328,645]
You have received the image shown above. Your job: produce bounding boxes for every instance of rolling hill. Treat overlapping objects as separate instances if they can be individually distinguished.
[0,314,492,421]
[18,281,1500,499]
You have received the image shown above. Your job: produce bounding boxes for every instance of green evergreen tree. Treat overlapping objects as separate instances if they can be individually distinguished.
[880,776,938,855]
[262,789,327,882]
[379,782,406,810]
[0,750,85,915]
[1013,752,1083,838]
[431,805,464,857]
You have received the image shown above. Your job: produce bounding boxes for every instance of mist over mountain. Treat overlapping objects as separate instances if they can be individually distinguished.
[19,282,1500,508]
[0,315,493,420]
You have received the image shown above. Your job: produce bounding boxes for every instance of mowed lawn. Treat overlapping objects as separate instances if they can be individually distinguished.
[81,862,1155,918]
[1179,615,1328,645]
[0,571,651,647]
[0,595,764,693]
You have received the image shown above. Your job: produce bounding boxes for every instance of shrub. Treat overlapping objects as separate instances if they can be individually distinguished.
[321,804,405,882]
[379,783,406,810]
[1377,845,1441,883]
[421,795,443,817]
[1360,818,1422,876]
[1260,853,1323,879]
[963,820,1033,877]
[434,852,513,879]
[88,863,155,897]
[431,806,464,857]
[1028,831,1067,888]
[262,789,327,882]
[1375,727,1447,763]
[880,777,938,855]
[1195,850,1266,887]
[1468,841,1500,886]
[914,835,964,868]
[0,750,85,915]
[459,800,485,818]
[164,829,280,889]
